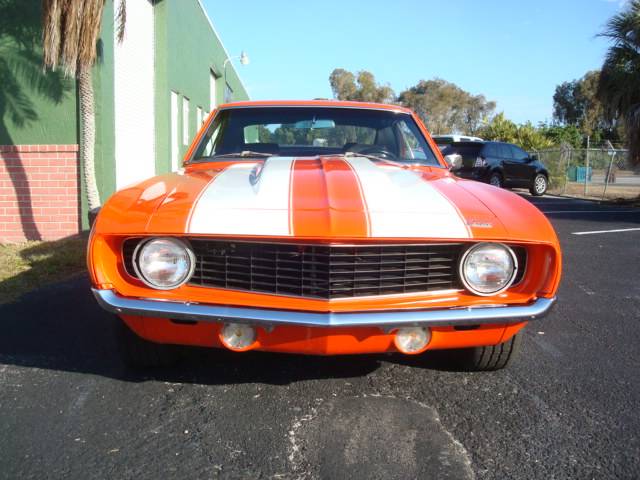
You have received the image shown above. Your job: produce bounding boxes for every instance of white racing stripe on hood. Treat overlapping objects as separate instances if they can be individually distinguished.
[344,157,471,238]
[188,157,295,235]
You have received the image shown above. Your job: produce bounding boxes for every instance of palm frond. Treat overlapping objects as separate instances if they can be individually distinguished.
[115,0,127,43]
[598,0,640,164]
[77,0,105,72]
[599,0,640,51]
[42,0,62,72]
[41,0,106,77]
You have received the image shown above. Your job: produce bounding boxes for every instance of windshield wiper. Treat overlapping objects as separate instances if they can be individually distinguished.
[192,151,276,162]
[213,151,276,158]
[343,151,391,163]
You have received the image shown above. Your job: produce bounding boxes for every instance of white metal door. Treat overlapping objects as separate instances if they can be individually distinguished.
[170,91,179,171]
[114,0,155,188]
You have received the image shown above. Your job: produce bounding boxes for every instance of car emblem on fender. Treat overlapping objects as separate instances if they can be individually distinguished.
[466,220,493,228]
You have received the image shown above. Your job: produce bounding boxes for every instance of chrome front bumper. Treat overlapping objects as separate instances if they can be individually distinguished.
[92,289,556,328]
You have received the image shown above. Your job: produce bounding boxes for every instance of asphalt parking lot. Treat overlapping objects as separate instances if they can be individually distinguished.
[1,194,639,479]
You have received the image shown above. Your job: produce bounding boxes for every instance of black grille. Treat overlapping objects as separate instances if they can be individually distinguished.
[121,239,528,299]
[184,240,463,299]
[122,239,138,277]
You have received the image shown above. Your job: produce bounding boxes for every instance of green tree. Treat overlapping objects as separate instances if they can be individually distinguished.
[553,71,607,135]
[329,68,394,103]
[514,122,553,151]
[477,113,517,143]
[538,123,583,148]
[579,71,605,136]
[598,0,640,165]
[478,114,553,151]
[552,80,583,126]
[398,78,495,134]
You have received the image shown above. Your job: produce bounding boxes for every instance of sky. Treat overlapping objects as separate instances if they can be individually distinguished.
[203,0,626,125]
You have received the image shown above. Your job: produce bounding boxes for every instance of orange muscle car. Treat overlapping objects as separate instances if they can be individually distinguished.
[88,100,561,370]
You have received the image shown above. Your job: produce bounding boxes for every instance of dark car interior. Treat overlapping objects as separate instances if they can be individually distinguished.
[192,107,441,166]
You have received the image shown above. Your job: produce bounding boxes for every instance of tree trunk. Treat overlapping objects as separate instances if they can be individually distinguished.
[78,66,101,210]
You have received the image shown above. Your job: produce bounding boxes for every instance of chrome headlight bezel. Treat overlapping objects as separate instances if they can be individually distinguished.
[132,237,195,290]
[459,242,518,296]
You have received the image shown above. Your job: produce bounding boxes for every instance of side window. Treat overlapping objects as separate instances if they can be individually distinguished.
[483,144,497,157]
[510,145,529,162]
[199,119,223,157]
[397,122,426,160]
[498,144,512,159]
[394,119,439,165]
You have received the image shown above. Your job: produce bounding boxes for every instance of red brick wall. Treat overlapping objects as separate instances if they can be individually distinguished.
[0,144,80,243]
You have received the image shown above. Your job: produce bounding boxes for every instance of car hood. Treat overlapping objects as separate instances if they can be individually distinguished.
[97,156,556,243]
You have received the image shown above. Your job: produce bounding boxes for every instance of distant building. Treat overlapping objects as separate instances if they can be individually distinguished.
[0,0,249,242]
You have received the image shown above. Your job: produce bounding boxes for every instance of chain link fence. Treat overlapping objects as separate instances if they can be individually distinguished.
[533,146,640,200]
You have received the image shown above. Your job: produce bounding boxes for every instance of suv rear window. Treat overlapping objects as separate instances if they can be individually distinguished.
[441,144,483,158]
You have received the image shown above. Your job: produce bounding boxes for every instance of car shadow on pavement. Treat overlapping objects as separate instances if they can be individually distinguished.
[0,275,418,385]
[0,275,464,385]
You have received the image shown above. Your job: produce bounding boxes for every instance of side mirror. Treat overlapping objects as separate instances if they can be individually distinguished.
[444,154,463,170]
[529,154,539,162]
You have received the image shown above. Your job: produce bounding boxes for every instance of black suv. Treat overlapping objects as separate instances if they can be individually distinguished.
[441,141,549,196]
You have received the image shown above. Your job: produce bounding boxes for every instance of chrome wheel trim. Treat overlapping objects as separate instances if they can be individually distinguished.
[535,175,547,193]
[489,174,501,187]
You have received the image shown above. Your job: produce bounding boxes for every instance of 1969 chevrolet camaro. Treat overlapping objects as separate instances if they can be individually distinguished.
[88,100,561,370]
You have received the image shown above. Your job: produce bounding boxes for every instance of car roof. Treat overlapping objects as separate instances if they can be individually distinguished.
[217,99,414,114]
[448,141,487,146]
[433,134,482,139]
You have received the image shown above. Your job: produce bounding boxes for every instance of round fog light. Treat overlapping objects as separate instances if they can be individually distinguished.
[394,327,431,354]
[219,323,257,351]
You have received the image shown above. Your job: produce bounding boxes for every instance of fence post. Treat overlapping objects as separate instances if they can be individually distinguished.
[602,140,616,200]
[563,147,571,194]
[584,136,590,197]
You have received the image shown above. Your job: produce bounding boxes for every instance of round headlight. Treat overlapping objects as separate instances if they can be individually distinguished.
[460,243,517,296]
[134,237,194,290]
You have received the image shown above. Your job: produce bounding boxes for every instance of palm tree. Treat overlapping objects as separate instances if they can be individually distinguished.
[41,0,126,210]
[598,0,640,166]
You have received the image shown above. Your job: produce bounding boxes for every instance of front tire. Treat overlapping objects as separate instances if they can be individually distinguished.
[530,173,548,196]
[455,333,521,371]
[115,317,177,368]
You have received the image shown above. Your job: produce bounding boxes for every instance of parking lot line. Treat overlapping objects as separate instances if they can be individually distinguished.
[572,227,640,235]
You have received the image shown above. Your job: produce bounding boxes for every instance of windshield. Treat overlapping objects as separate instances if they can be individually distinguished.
[191,107,441,166]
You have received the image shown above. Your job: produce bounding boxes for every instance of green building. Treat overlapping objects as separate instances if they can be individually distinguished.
[0,0,249,242]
